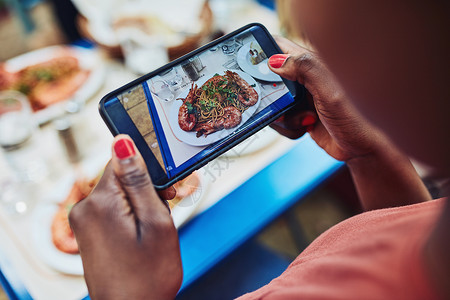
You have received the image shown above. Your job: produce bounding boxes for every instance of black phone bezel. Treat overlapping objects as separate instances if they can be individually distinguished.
[99,23,306,189]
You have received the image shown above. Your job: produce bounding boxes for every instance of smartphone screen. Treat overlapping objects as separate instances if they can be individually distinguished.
[101,24,298,188]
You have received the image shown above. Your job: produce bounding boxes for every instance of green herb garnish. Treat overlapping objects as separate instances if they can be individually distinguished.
[185,102,196,114]
[18,83,31,95]
[34,69,54,81]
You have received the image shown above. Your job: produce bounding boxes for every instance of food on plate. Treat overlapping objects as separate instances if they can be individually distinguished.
[51,176,100,254]
[169,172,201,209]
[248,42,267,65]
[177,71,258,137]
[1,53,90,111]
[51,172,200,253]
[0,64,17,91]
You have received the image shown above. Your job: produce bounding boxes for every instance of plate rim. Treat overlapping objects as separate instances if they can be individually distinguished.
[31,204,84,275]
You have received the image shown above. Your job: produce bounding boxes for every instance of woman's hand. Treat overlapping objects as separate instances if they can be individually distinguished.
[268,37,430,210]
[269,37,386,162]
[69,135,182,300]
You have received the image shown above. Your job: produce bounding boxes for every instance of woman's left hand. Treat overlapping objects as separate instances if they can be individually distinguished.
[69,135,182,300]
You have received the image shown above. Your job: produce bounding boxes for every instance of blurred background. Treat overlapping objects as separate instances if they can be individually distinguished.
[0,0,443,299]
[0,0,311,62]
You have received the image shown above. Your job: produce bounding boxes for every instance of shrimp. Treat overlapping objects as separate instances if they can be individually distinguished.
[226,71,258,106]
[194,120,217,137]
[221,106,242,129]
[51,176,99,254]
[203,74,226,88]
[51,207,79,254]
[182,82,198,104]
[169,172,201,209]
[178,83,198,131]
[178,104,197,131]
[173,172,201,199]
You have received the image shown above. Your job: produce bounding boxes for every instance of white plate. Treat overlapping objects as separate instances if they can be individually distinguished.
[31,204,84,275]
[236,43,282,82]
[169,70,261,146]
[31,171,207,275]
[171,171,208,228]
[4,45,106,124]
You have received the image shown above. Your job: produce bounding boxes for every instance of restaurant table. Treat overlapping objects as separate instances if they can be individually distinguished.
[0,2,344,299]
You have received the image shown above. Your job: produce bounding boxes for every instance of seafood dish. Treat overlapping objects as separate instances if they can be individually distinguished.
[170,172,201,209]
[177,71,258,138]
[51,176,99,254]
[0,53,90,111]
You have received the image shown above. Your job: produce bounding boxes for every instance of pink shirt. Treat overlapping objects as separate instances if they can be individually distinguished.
[238,199,446,300]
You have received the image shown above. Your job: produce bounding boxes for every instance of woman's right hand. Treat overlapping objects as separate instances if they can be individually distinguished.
[269,37,386,162]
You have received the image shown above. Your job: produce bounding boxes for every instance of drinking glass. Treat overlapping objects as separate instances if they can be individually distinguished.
[0,91,33,149]
[221,38,237,56]
[181,60,200,82]
[152,80,175,102]
[160,68,184,92]
[0,91,48,214]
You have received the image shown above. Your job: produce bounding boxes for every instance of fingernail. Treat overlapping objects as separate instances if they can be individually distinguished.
[301,115,316,127]
[114,138,136,160]
[269,54,289,68]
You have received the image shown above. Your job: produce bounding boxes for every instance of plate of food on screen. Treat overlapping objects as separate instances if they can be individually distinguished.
[0,45,105,124]
[31,170,205,275]
[170,70,260,146]
[236,42,282,83]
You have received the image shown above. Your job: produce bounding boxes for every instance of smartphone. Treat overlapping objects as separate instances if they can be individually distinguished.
[99,23,306,189]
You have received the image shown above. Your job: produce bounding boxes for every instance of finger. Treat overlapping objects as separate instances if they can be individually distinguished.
[158,186,176,200]
[271,111,318,139]
[271,53,346,110]
[268,51,321,86]
[307,121,349,161]
[272,110,317,130]
[112,135,169,221]
[69,162,124,233]
[270,123,307,140]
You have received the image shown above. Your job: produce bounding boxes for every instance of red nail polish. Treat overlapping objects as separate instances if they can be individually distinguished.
[114,138,135,160]
[269,54,289,68]
[301,115,316,127]
[306,125,314,132]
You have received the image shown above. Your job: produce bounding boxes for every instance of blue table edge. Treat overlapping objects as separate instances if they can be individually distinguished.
[177,136,343,291]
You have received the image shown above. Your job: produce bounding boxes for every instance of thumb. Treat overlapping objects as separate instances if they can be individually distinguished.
[268,52,323,88]
[111,135,168,220]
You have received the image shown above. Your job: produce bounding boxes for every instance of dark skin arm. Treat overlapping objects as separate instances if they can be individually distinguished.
[269,37,431,210]
[69,135,182,300]
[279,0,450,295]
